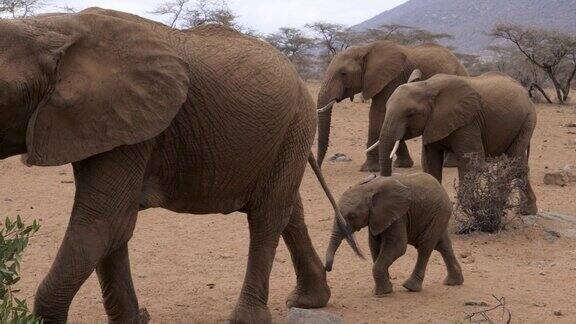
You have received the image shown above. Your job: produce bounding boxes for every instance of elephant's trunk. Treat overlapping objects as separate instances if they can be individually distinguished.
[379,114,406,177]
[316,78,342,167]
[325,219,344,272]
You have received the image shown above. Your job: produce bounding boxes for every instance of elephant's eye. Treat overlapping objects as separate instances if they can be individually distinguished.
[340,71,347,76]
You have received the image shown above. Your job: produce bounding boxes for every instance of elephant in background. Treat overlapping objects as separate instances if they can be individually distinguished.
[375,71,538,215]
[0,8,361,323]
[325,173,463,296]
[316,40,468,172]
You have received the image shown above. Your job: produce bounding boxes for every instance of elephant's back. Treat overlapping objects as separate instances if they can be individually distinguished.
[470,73,536,155]
[406,44,469,78]
[400,173,451,208]
[472,73,534,116]
[143,27,314,215]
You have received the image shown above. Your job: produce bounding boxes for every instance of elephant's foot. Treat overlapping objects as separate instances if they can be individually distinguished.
[230,305,272,324]
[402,277,423,292]
[393,157,414,169]
[519,202,538,215]
[373,280,393,297]
[360,160,380,172]
[443,272,464,286]
[286,278,331,309]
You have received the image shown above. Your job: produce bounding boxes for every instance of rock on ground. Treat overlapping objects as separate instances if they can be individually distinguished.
[544,165,576,186]
[286,308,344,324]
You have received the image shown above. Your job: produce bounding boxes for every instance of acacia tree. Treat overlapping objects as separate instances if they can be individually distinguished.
[265,27,314,77]
[0,0,48,18]
[151,0,250,32]
[492,24,576,103]
[358,24,453,45]
[488,45,552,103]
[306,22,356,58]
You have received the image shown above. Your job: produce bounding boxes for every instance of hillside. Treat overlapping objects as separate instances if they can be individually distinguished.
[354,0,576,54]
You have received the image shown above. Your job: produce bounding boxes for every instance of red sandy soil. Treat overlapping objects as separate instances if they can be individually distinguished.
[1,82,575,323]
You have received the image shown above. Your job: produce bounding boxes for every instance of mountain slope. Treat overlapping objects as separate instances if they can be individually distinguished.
[354,0,576,54]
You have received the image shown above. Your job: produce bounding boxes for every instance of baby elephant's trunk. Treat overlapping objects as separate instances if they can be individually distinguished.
[325,220,344,272]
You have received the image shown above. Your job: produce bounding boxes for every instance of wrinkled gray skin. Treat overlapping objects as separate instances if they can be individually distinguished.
[379,72,538,215]
[325,174,464,296]
[0,8,361,324]
[316,41,468,172]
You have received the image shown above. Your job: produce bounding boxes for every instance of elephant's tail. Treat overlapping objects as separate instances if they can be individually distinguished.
[307,153,364,260]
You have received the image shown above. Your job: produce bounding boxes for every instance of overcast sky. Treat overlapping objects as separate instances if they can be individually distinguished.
[46,0,409,33]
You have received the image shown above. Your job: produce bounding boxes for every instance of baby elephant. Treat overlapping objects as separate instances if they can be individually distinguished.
[325,173,463,296]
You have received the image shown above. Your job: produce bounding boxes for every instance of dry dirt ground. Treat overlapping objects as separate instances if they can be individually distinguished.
[1,82,576,323]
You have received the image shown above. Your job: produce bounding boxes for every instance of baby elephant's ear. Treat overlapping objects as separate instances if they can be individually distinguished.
[369,179,411,236]
[26,12,190,166]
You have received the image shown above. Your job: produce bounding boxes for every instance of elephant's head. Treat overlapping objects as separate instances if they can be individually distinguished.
[0,9,189,165]
[373,74,482,176]
[316,41,411,167]
[325,175,411,271]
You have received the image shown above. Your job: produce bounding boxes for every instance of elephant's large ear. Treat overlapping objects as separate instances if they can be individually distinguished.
[422,79,481,145]
[362,41,407,100]
[26,12,190,166]
[369,179,411,236]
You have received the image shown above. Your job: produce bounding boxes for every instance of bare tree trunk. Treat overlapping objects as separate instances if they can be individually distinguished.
[529,83,553,104]
[547,68,566,103]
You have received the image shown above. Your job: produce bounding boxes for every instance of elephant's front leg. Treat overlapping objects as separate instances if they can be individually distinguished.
[372,220,407,297]
[422,144,445,183]
[97,244,141,324]
[231,206,289,324]
[368,233,382,262]
[34,143,152,323]
[283,195,330,309]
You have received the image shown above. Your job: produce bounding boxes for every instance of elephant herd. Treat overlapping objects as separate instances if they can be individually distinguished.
[0,7,537,323]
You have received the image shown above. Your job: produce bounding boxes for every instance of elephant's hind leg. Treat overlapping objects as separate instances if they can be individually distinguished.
[283,195,330,309]
[231,206,287,324]
[505,122,538,215]
[33,143,152,323]
[435,231,464,286]
[403,246,433,292]
[232,115,315,323]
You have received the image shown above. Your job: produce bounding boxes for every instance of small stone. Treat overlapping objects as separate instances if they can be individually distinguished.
[543,172,570,186]
[544,229,561,242]
[554,310,563,316]
[464,301,489,307]
[329,153,352,162]
[207,283,215,289]
[286,308,344,324]
[460,251,472,258]
[533,302,547,307]
[461,256,475,264]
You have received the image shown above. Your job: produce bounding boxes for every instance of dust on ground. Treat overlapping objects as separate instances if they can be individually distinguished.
[1,82,575,323]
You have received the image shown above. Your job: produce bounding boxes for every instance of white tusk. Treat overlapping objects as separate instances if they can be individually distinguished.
[317,100,336,113]
[365,141,380,153]
[389,140,400,159]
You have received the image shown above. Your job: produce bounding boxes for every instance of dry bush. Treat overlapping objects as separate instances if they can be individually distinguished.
[454,154,527,234]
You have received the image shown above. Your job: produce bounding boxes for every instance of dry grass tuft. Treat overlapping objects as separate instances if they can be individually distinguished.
[454,154,527,234]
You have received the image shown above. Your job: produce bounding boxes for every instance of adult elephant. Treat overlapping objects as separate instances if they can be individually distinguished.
[374,72,538,215]
[0,8,360,323]
[316,40,468,172]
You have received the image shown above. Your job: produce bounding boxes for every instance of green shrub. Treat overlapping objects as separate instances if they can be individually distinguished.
[0,216,41,323]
